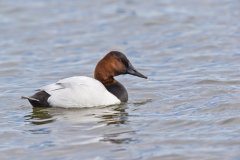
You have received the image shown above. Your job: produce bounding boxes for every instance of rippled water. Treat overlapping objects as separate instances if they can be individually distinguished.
[1,0,240,159]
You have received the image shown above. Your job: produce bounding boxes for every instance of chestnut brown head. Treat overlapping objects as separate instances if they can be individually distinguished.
[94,51,147,84]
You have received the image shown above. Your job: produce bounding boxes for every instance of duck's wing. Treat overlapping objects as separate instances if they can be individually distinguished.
[40,76,120,108]
[39,76,90,93]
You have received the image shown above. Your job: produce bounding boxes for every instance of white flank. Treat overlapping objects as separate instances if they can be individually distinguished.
[39,76,121,108]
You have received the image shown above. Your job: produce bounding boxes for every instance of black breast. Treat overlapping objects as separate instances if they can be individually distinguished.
[106,81,128,102]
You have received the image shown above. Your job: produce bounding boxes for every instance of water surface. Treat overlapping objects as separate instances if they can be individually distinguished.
[0,0,240,160]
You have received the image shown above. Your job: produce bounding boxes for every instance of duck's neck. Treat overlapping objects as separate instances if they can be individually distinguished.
[94,66,128,102]
[104,80,128,102]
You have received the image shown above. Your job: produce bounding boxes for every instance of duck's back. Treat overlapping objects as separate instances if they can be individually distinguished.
[41,76,120,108]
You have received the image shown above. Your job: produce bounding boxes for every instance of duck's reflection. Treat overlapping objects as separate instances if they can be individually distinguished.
[25,104,134,144]
[98,104,128,125]
[24,107,55,125]
[25,104,128,126]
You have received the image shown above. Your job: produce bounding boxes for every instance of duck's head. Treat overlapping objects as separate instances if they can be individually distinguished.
[94,51,147,84]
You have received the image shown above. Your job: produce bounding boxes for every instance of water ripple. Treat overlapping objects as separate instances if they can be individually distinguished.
[1,0,240,160]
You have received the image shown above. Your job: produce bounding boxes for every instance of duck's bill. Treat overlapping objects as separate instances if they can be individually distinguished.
[127,63,147,79]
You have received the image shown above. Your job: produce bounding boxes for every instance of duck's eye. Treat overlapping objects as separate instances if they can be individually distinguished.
[116,57,128,67]
[121,59,129,67]
[117,58,123,63]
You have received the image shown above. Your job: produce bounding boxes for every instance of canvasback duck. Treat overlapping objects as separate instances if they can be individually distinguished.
[22,51,147,108]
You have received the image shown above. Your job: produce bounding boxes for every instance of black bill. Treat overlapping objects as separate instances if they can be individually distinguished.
[126,62,147,79]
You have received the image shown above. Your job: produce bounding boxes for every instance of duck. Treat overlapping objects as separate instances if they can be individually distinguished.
[22,51,147,108]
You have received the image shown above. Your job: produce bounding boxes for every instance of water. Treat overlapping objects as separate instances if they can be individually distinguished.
[0,0,240,159]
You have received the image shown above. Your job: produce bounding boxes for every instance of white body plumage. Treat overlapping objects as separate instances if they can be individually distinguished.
[39,76,121,108]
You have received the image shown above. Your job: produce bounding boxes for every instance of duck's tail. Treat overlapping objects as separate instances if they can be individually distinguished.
[21,91,51,107]
[21,96,40,101]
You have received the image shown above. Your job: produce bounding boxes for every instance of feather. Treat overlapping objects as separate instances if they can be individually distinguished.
[21,96,40,102]
[40,76,121,108]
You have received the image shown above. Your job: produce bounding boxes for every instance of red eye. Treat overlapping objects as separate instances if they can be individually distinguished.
[117,58,122,62]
